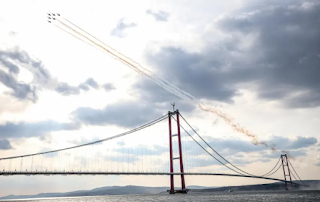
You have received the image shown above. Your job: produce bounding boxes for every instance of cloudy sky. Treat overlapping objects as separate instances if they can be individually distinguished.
[0,0,320,196]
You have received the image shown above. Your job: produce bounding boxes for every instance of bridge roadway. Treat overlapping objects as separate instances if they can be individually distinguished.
[0,171,299,185]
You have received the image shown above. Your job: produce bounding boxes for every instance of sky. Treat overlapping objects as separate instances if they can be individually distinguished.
[0,0,320,197]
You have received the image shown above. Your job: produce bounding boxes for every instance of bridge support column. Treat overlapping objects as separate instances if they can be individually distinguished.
[281,154,293,190]
[167,110,188,194]
[168,111,175,194]
[176,110,186,192]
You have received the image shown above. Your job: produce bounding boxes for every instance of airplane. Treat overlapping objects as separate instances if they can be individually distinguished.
[57,13,60,16]
[48,17,51,19]
[48,13,51,16]
[48,20,51,23]
[53,18,56,20]
[52,13,55,16]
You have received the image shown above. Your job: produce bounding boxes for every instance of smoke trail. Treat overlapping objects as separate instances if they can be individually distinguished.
[60,18,194,99]
[57,19,193,101]
[61,17,196,101]
[53,17,281,151]
[198,104,271,148]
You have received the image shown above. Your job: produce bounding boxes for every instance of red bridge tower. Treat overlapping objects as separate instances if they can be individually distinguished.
[167,110,188,194]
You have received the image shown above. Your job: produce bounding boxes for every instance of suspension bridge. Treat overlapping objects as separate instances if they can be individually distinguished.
[0,110,305,193]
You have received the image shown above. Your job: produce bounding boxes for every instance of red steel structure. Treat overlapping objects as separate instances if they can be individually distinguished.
[281,154,293,190]
[167,110,188,194]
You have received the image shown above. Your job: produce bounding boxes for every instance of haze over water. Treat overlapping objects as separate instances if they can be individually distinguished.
[1,191,320,202]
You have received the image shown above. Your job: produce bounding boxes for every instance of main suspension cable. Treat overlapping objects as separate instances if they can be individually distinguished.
[0,114,168,160]
[171,116,246,176]
[261,157,281,177]
[263,162,282,177]
[287,158,306,185]
[179,113,280,177]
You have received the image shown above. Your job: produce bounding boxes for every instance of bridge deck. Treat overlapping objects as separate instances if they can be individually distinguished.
[0,171,299,185]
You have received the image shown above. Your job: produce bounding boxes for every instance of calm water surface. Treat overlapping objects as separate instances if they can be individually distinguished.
[1,191,320,202]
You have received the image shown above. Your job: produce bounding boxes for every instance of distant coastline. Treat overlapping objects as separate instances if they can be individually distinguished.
[1,181,319,200]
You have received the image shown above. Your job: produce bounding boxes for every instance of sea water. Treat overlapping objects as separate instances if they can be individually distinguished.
[1,190,320,202]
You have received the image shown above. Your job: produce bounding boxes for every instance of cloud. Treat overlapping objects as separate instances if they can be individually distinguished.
[145,47,239,102]
[145,1,320,108]
[133,78,196,113]
[103,83,115,91]
[0,48,51,84]
[0,55,19,74]
[84,78,99,89]
[146,9,170,21]
[0,68,37,102]
[56,78,100,96]
[262,150,307,159]
[0,139,13,150]
[72,101,163,128]
[55,82,81,96]
[78,83,90,91]
[111,19,136,38]
[185,136,265,155]
[267,136,317,150]
[182,135,315,159]
[0,48,101,100]
[0,120,80,139]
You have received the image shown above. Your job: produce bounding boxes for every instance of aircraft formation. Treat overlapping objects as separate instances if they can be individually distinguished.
[47,13,60,23]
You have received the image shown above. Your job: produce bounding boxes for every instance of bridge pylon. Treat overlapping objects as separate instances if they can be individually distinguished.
[167,110,188,194]
[281,154,293,190]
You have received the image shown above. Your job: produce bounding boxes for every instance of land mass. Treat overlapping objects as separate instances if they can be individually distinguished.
[1,181,319,200]
[188,180,320,193]
[0,185,206,200]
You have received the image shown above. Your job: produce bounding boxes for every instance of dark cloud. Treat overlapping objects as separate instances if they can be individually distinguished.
[133,78,196,113]
[145,47,239,102]
[72,101,164,128]
[0,48,51,101]
[55,83,80,96]
[0,69,37,102]
[145,1,320,108]
[103,83,115,91]
[0,56,19,74]
[267,136,317,150]
[0,120,80,139]
[181,135,315,159]
[84,78,99,89]
[78,83,90,91]
[56,78,100,96]
[183,136,265,155]
[0,139,13,150]
[262,150,307,159]
[0,48,51,83]
[146,9,170,21]
[111,19,136,38]
[0,48,101,100]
